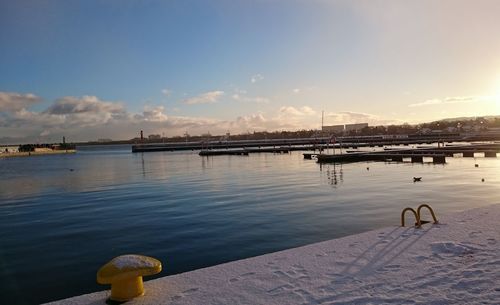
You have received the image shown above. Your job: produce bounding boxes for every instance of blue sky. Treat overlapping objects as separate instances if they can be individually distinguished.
[1,0,499,142]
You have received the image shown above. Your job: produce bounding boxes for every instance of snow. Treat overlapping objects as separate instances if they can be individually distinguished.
[45,204,500,305]
[112,255,157,270]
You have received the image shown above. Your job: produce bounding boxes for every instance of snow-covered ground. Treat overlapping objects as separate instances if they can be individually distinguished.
[47,204,500,305]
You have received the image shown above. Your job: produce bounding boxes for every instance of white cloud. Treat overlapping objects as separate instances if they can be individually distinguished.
[0,92,399,143]
[183,91,224,105]
[279,106,316,116]
[409,95,493,107]
[408,99,442,107]
[40,96,128,128]
[325,111,401,125]
[161,88,172,97]
[232,94,270,104]
[135,106,168,122]
[291,86,318,94]
[45,96,125,116]
[229,113,302,131]
[0,92,41,112]
[250,74,264,83]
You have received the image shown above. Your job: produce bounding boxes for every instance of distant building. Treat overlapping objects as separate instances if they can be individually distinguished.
[97,138,113,143]
[420,128,432,134]
[345,123,369,132]
[322,124,345,133]
[148,134,161,140]
[322,123,369,134]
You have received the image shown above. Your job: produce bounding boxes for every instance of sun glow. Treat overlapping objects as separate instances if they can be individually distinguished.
[490,76,500,113]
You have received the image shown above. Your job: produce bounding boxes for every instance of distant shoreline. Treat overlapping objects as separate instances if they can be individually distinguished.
[0,149,76,158]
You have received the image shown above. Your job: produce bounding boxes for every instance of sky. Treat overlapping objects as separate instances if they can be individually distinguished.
[1,0,500,143]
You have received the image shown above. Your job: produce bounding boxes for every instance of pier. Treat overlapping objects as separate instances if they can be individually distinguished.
[199,147,292,156]
[130,133,496,153]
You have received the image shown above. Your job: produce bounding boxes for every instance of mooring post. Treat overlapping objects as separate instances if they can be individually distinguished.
[484,151,497,158]
[411,156,424,163]
[433,155,446,164]
[463,151,474,157]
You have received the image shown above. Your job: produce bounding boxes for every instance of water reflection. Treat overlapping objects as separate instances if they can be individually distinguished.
[321,163,344,186]
[201,156,214,170]
[141,153,146,178]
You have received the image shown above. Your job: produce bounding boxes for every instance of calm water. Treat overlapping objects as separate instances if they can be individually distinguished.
[1,145,499,304]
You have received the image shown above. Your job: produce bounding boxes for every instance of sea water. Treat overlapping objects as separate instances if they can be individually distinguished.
[0,145,499,304]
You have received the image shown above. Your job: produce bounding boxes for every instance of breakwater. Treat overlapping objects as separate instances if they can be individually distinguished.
[0,149,76,158]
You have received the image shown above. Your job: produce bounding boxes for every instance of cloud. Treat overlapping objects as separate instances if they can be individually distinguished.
[0,92,41,112]
[409,95,492,107]
[45,96,125,115]
[0,94,130,141]
[0,91,399,143]
[40,96,128,128]
[291,86,318,94]
[134,106,168,122]
[161,88,172,97]
[183,91,224,105]
[229,113,302,131]
[232,94,270,104]
[279,106,316,116]
[250,74,264,83]
[408,99,442,107]
[325,111,401,125]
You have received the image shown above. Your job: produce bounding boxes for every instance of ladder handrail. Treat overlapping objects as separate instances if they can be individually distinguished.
[401,207,421,228]
[417,204,439,224]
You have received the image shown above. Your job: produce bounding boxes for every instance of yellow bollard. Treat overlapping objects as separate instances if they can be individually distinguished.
[401,207,421,228]
[97,254,162,303]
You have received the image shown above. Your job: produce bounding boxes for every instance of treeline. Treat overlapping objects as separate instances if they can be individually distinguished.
[92,116,500,145]
[359,117,499,136]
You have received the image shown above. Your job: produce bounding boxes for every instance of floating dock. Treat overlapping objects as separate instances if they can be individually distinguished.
[310,143,500,164]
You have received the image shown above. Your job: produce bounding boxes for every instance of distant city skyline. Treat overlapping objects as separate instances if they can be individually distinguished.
[1,0,499,142]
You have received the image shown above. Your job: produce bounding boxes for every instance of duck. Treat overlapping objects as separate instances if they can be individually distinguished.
[475,164,479,168]
[413,177,422,182]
